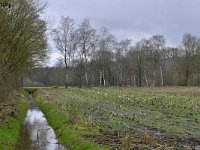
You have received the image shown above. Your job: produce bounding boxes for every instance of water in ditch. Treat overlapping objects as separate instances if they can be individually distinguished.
[16,97,66,150]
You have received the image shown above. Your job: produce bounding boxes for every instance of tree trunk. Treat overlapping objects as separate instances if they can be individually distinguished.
[152,71,156,87]
[160,66,163,86]
[138,66,142,87]
[120,67,123,85]
[65,68,68,88]
[78,76,82,88]
[99,71,102,87]
[138,54,142,87]
[103,69,106,86]
[84,52,89,86]
[112,76,115,86]
[185,62,189,86]
[85,71,89,86]
[144,70,148,87]
[91,72,94,87]
[64,46,68,88]
[72,68,75,87]
[134,73,136,87]
[21,74,23,87]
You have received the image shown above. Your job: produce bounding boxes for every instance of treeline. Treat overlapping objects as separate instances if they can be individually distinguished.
[23,16,200,87]
[0,0,48,102]
[40,16,200,87]
[23,67,65,87]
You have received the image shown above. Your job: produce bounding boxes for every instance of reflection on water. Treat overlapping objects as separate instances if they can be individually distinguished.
[17,101,66,150]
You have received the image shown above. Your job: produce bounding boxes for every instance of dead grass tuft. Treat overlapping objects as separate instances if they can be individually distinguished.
[143,132,157,147]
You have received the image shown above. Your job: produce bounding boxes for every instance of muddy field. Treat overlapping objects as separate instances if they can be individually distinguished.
[40,87,200,149]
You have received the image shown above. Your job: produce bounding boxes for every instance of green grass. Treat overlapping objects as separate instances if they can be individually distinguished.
[0,98,28,150]
[36,91,108,150]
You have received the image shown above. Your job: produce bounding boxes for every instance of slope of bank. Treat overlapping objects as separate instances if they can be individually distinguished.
[0,91,28,150]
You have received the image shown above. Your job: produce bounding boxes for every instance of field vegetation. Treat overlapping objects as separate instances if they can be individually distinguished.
[36,87,200,149]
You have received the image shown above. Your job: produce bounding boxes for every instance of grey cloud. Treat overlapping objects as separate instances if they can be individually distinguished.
[46,0,200,46]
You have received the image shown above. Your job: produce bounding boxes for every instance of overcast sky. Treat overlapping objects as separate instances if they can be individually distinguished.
[45,0,200,66]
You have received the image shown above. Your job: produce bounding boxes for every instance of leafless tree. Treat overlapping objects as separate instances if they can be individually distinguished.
[149,35,166,86]
[115,39,131,86]
[181,33,197,86]
[52,16,75,88]
[76,19,96,86]
[95,27,115,86]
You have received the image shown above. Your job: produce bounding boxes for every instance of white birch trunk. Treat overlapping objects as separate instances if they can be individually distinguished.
[160,66,163,86]
[103,69,106,86]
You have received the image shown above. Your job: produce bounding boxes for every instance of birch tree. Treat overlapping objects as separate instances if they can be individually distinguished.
[96,27,115,86]
[52,16,75,88]
[76,19,96,86]
[149,35,166,86]
[116,39,131,85]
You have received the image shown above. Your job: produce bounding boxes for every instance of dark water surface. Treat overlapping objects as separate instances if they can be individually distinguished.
[16,101,66,150]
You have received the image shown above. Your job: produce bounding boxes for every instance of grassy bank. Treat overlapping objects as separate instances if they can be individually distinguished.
[0,92,28,150]
[36,90,108,150]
